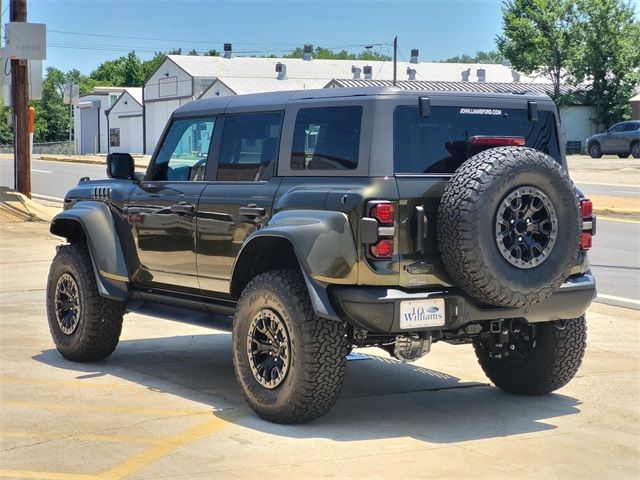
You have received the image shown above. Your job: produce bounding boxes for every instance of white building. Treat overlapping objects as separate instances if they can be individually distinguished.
[74,87,124,154]
[105,88,143,154]
[143,50,548,153]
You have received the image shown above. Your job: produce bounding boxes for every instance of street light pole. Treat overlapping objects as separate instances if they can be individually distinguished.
[10,0,31,198]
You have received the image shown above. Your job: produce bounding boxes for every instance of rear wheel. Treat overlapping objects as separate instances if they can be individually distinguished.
[588,142,602,158]
[46,244,125,361]
[232,269,348,424]
[473,316,587,395]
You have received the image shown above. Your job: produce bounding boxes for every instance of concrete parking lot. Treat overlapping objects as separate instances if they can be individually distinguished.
[1,221,639,479]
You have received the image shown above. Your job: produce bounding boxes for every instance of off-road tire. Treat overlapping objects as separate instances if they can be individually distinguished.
[232,269,348,424]
[438,147,581,308]
[588,142,602,158]
[474,316,587,395]
[631,141,640,159]
[46,244,125,361]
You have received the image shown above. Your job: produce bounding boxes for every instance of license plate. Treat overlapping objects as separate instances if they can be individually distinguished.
[399,298,446,329]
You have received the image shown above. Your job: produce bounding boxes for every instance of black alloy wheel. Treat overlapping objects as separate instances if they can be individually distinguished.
[246,308,291,389]
[495,186,558,269]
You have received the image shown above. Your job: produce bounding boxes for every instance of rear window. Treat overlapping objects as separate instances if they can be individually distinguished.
[394,106,561,174]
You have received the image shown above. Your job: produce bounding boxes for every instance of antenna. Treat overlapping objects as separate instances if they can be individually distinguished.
[393,36,398,86]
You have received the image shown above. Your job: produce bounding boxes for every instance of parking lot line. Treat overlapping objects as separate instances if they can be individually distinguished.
[96,415,230,480]
[4,400,211,418]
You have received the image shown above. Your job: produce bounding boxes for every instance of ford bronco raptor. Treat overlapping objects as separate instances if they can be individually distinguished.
[46,87,596,424]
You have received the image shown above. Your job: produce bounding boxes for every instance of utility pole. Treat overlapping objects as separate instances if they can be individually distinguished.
[11,0,31,198]
[392,36,398,87]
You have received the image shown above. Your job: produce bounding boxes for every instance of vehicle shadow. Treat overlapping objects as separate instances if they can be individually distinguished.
[33,330,581,444]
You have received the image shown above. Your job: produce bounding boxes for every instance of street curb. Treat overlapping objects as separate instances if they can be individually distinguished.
[39,155,149,169]
[593,207,640,216]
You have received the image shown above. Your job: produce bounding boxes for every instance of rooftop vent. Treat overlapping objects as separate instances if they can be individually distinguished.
[410,48,419,64]
[406,66,417,80]
[477,68,486,82]
[223,43,232,59]
[363,65,373,79]
[351,65,362,80]
[275,62,287,80]
[303,44,313,61]
[461,68,471,82]
[511,69,521,83]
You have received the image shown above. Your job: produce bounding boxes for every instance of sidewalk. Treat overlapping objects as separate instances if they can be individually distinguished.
[40,153,151,169]
[0,187,60,223]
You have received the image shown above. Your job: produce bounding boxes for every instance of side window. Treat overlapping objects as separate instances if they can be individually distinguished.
[291,106,362,170]
[152,117,215,181]
[608,123,624,133]
[217,112,283,181]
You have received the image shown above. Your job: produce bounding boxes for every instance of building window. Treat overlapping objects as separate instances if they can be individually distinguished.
[109,128,120,147]
[291,106,362,170]
[110,94,119,106]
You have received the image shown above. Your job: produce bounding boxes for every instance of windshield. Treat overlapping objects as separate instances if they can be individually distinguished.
[394,106,561,174]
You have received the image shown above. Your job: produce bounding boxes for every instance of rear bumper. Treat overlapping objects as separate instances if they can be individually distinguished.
[329,272,596,334]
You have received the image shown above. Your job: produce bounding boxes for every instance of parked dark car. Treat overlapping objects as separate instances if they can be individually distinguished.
[46,87,596,424]
[586,120,640,158]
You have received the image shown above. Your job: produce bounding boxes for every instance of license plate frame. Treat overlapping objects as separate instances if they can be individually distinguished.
[399,298,446,329]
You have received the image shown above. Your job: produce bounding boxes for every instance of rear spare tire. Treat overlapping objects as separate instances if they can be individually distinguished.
[438,147,581,308]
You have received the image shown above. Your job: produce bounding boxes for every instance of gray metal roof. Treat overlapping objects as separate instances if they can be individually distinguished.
[327,78,582,95]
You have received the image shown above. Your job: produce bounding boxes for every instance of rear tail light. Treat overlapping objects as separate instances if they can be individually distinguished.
[469,136,526,147]
[370,202,395,225]
[371,239,394,258]
[367,201,395,259]
[580,199,593,219]
[579,198,595,251]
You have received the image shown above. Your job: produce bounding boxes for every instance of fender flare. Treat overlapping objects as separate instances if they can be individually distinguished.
[231,210,359,320]
[50,201,129,300]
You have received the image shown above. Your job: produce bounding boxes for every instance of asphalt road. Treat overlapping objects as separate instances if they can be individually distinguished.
[1,158,638,309]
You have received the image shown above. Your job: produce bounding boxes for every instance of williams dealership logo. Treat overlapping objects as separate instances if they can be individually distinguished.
[403,305,444,323]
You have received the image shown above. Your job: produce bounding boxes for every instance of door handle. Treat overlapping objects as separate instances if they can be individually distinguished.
[239,206,266,217]
[170,203,195,214]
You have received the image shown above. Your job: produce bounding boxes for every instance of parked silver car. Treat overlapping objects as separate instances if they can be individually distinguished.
[587,120,640,158]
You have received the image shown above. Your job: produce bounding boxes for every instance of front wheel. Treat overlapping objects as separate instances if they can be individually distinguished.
[232,269,348,424]
[46,244,125,361]
[631,142,640,159]
[588,143,602,158]
[473,317,586,395]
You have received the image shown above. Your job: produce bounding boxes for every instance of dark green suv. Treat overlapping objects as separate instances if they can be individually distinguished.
[46,87,597,423]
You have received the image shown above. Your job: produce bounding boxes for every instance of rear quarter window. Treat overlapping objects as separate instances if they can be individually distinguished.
[394,106,561,174]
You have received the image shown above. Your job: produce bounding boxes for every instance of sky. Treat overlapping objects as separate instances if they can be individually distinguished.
[10,0,640,75]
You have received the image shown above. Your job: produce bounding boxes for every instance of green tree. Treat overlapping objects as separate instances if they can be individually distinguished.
[441,50,504,63]
[497,0,580,98]
[0,100,13,145]
[122,51,145,87]
[284,46,390,61]
[573,0,640,126]
[31,67,71,142]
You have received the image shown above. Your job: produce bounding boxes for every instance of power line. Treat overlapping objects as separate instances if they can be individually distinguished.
[48,29,390,50]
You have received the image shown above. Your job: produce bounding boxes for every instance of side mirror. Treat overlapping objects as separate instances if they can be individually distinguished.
[106,153,135,180]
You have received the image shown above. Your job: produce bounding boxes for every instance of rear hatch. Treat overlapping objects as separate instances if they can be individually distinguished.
[393,102,562,289]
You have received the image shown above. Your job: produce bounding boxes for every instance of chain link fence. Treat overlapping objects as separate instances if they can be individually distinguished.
[0,141,75,155]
